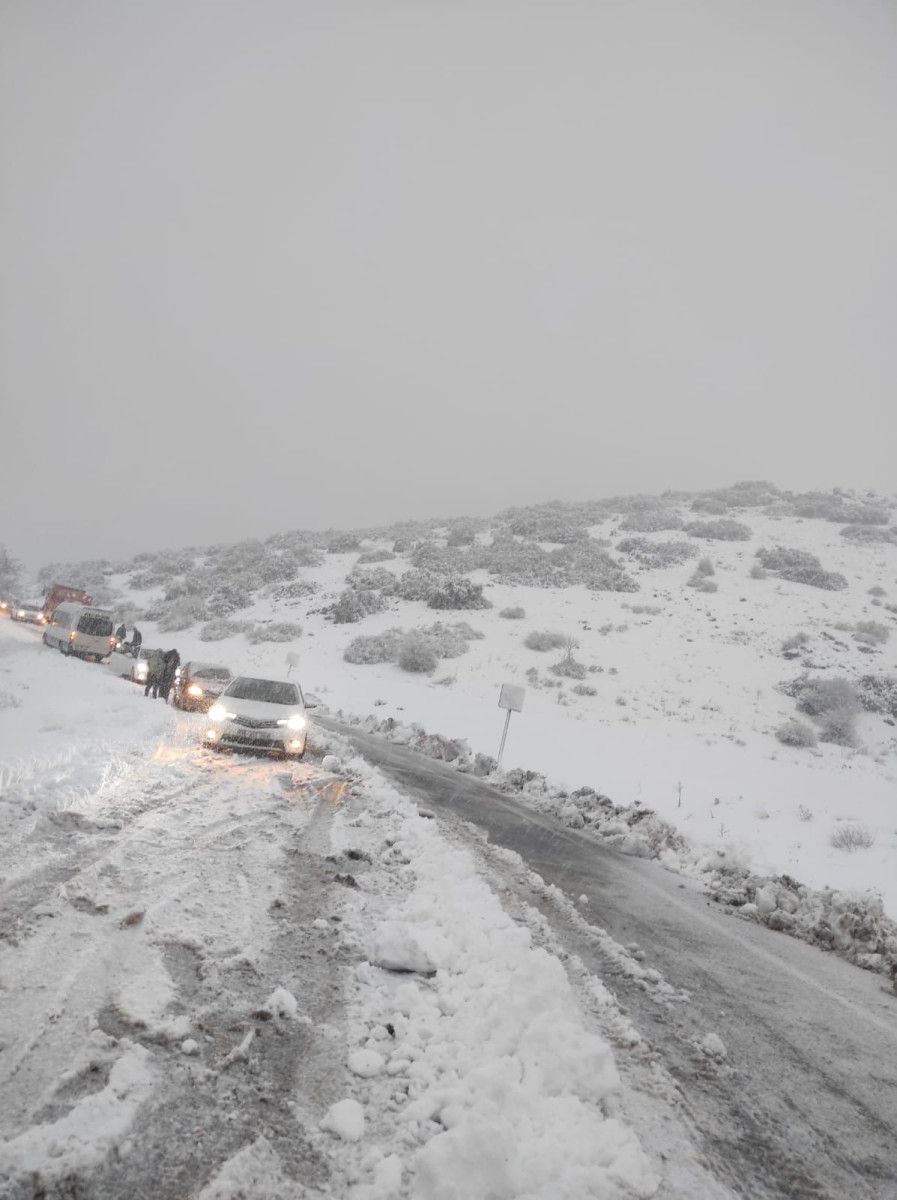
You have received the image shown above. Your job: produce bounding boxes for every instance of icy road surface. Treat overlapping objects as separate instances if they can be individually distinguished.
[329,722,897,1200]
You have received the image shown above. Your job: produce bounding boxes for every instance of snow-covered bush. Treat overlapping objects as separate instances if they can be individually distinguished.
[749,564,768,579]
[550,654,587,680]
[397,631,439,673]
[830,824,875,851]
[755,546,848,591]
[269,579,320,603]
[827,504,890,526]
[781,674,860,747]
[775,720,817,748]
[690,497,728,515]
[356,549,395,564]
[330,587,387,624]
[572,684,597,697]
[421,621,483,658]
[853,621,890,646]
[395,569,443,603]
[615,537,697,568]
[684,519,752,541]
[525,630,567,652]
[781,631,810,656]
[840,525,897,546]
[868,586,887,597]
[854,675,897,717]
[344,629,405,664]
[327,534,361,553]
[157,593,209,631]
[245,622,302,644]
[200,618,245,641]
[426,577,491,611]
[695,557,715,576]
[618,509,683,533]
[499,605,526,619]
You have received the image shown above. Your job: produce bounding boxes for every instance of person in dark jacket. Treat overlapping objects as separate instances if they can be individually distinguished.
[158,649,180,703]
[131,626,143,657]
[144,648,165,698]
[115,622,127,646]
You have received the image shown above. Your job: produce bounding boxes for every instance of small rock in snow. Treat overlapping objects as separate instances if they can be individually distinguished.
[264,986,301,1020]
[755,886,777,915]
[322,755,341,773]
[313,918,330,930]
[577,894,588,905]
[320,1098,365,1142]
[180,1039,199,1056]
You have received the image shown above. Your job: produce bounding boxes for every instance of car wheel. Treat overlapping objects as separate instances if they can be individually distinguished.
[59,640,69,656]
[42,632,50,646]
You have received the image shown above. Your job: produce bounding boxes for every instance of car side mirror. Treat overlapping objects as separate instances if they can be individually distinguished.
[304,694,320,709]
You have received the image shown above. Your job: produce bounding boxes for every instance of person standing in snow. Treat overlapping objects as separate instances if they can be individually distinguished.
[157,649,180,704]
[144,647,165,698]
[131,626,143,657]
[115,622,127,646]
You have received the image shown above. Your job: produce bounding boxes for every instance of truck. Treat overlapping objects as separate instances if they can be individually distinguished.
[42,584,93,622]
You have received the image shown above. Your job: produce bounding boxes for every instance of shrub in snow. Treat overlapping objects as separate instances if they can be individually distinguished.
[780,631,810,656]
[550,656,587,680]
[755,546,847,590]
[426,576,491,611]
[686,573,718,592]
[395,568,443,603]
[327,534,361,553]
[245,621,302,644]
[618,508,683,533]
[690,496,728,515]
[840,524,897,546]
[200,617,245,641]
[499,605,526,619]
[830,823,875,852]
[854,675,897,717]
[854,620,890,646]
[356,548,395,564]
[343,629,405,665]
[781,674,860,747]
[817,708,860,748]
[572,684,597,696]
[525,630,567,652]
[749,564,768,579]
[615,537,697,568]
[421,620,482,658]
[157,593,209,631]
[397,631,439,673]
[868,585,887,597]
[684,518,752,541]
[775,720,817,748]
[695,557,715,576]
[826,503,890,526]
[268,579,320,603]
[330,587,386,624]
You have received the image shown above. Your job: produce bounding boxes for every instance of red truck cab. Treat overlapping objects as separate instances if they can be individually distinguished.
[42,584,93,622]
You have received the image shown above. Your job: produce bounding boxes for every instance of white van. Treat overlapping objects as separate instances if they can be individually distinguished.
[43,603,116,661]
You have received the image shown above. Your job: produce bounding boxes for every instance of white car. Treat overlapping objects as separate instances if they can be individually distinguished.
[204,676,313,759]
[107,646,157,684]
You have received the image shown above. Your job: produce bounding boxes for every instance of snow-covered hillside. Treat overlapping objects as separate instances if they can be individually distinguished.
[36,483,897,928]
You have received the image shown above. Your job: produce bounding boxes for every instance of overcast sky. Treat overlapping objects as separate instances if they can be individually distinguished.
[2,0,895,568]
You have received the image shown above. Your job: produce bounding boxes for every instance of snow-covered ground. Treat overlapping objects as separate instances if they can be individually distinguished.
[95,496,897,918]
[1,614,731,1198]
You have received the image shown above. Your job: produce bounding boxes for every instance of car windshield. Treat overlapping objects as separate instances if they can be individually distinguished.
[193,667,231,682]
[78,614,113,636]
[226,678,300,705]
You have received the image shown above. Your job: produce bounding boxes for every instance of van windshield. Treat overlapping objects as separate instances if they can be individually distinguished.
[78,614,113,637]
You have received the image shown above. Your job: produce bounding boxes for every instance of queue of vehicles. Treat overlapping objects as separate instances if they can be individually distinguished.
[2,587,312,760]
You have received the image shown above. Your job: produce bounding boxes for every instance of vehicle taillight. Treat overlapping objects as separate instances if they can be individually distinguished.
[109,637,116,647]
[69,631,76,641]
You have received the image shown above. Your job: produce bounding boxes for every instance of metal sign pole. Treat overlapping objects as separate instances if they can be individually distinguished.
[498,709,512,766]
[496,683,525,767]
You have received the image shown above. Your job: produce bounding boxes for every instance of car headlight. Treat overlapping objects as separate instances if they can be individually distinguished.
[208,704,235,722]
[278,713,307,731]
[17,610,25,617]
[187,684,203,697]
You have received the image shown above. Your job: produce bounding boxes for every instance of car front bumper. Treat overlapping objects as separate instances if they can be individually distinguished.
[203,721,306,757]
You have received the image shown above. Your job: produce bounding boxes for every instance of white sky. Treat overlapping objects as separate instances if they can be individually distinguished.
[2,0,896,566]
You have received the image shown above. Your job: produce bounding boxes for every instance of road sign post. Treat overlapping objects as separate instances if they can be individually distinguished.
[497,684,525,766]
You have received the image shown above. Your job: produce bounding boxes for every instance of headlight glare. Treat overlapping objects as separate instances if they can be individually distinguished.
[278,713,307,731]
[187,684,203,697]
[208,704,227,722]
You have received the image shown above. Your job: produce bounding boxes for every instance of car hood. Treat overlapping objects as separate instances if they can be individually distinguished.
[220,697,305,721]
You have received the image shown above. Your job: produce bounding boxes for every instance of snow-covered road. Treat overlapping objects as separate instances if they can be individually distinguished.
[332,724,897,1200]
